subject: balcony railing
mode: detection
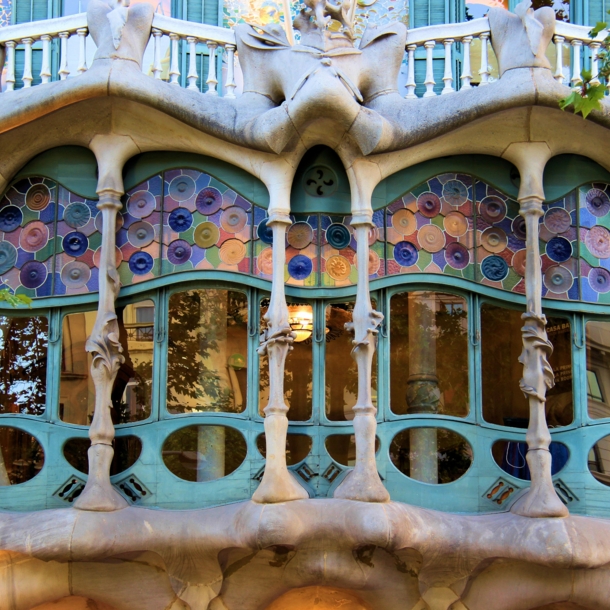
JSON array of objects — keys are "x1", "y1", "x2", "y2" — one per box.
[{"x1": 0, "y1": 13, "x2": 607, "y2": 97}]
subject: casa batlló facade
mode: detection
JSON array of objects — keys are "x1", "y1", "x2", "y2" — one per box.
[{"x1": 0, "y1": 0, "x2": 610, "y2": 608}]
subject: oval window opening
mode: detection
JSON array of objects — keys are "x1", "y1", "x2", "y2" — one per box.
[
  {"x1": 492, "y1": 439, "x2": 569, "y2": 480},
  {"x1": 162, "y1": 425, "x2": 247, "y2": 482},
  {"x1": 257, "y1": 434, "x2": 312, "y2": 465},
  {"x1": 589, "y1": 436, "x2": 610, "y2": 486},
  {"x1": 389, "y1": 428, "x2": 472, "y2": 484},
  {"x1": 325, "y1": 434, "x2": 380, "y2": 467},
  {"x1": 0, "y1": 427, "x2": 44, "y2": 485},
  {"x1": 63, "y1": 436, "x2": 142, "y2": 475}
]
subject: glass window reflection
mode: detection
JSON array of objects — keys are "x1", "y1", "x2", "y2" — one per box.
[
  {"x1": 586, "y1": 321, "x2": 610, "y2": 419},
  {"x1": 390, "y1": 292, "x2": 468, "y2": 417},
  {"x1": 0, "y1": 315, "x2": 48, "y2": 416},
  {"x1": 167, "y1": 290, "x2": 247, "y2": 415},
  {"x1": 61, "y1": 300, "x2": 154, "y2": 424}
]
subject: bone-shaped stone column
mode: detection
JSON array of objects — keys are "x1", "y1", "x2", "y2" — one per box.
[
  {"x1": 74, "y1": 135, "x2": 139, "y2": 512},
  {"x1": 504, "y1": 143, "x2": 568, "y2": 518},
  {"x1": 253, "y1": 166, "x2": 308, "y2": 503},
  {"x1": 334, "y1": 162, "x2": 389, "y2": 502}
]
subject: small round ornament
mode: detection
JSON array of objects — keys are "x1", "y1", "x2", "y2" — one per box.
[
  {"x1": 257, "y1": 247, "x2": 273, "y2": 275},
  {"x1": 127, "y1": 221, "x2": 155, "y2": 248},
  {"x1": 418, "y1": 224, "x2": 445, "y2": 253},
  {"x1": 20, "y1": 221, "x2": 49, "y2": 253},
  {"x1": 20, "y1": 260, "x2": 47, "y2": 289},
  {"x1": 391, "y1": 209, "x2": 417, "y2": 235},
  {"x1": 220, "y1": 206, "x2": 248, "y2": 234},
  {"x1": 129, "y1": 251, "x2": 154, "y2": 275},
  {"x1": 196, "y1": 187, "x2": 223, "y2": 216},
  {"x1": 257, "y1": 219, "x2": 274, "y2": 244},
  {"x1": 590, "y1": 267, "x2": 610, "y2": 293},
  {"x1": 585, "y1": 226, "x2": 610, "y2": 259},
  {"x1": 393, "y1": 241, "x2": 419, "y2": 267},
  {"x1": 444, "y1": 211, "x2": 468, "y2": 237},
  {"x1": 417, "y1": 192, "x2": 441, "y2": 218},
  {"x1": 25, "y1": 184, "x2": 51, "y2": 211},
  {"x1": 546, "y1": 236, "x2": 573, "y2": 263},
  {"x1": 326, "y1": 223, "x2": 351, "y2": 249},
  {"x1": 586, "y1": 188, "x2": 610, "y2": 218},
  {"x1": 194, "y1": 222, "x2": 220, "y2": 248},
  {"x1": 0, "y1": 205, "x2": 23, "y2": 232},
  {"x1": 481, "y1": 255, "x2": 509, "y2": 281},
  {"x1": 168, "y1": 207, "x2": 193, "y2": 233},
  {"x1": 544, "y1": 265, "x2": 573, "y2": 294},
  {"x1": 63, "y1": 232, "x2": 88, "y2": 257},
  {"x1": 445, "y1": 242, "x2": 469, "y2": 270},
  {"x1": 219, "y1": 239, "x2": 246, "y2": 265},
  {"x1": 61, "y1": 261, "x2": 91, "y2": 289},
  {"x1": 127, "y1": 190, "x2": 156, "y2": 219},
  {"x1": 64, "y1": 202, "x2": 91, "y2": 228},
  {"x1": 288, "y1": 254, "x2": 313, "y2": 280},
  {"x1": 167, "y1": 240, "x2": 192, "y2": 265},
  {"x1": 0, "y1": 242, "x2": 17, "y2": 275},
  {"x1": 326, "y1": 255, "x2": 351, "y2": 281},
  {"x1": 512, "y1": 215, "x2": 527, "y2": 240},
  {"x1": 287, "y1": 222, "x2": 314, "y2": 249},
  {"x1": 512, "y1": 249, "x2": 527, "y2": 276},
  {"x1": 442, "y1": 179, "x2": 469, "y2": 206},
  {"x1": 169, "y1": 175, "x2": 196, "y2": 202},
  {"x1": 479, "y1": 196, "x2": 507, "y2": 225},
  {"x1": 481, "y1": 226, "x2": 508, "y2": 253},
  {"x1": 544, "y1": 207, "x2": 571, "y2": 234}
]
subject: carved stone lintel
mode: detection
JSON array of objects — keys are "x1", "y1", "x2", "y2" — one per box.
[
  {"x1": 252, "y1": 216, "x2": 308, "y2": 503},
  {"x1": 74, "y1": 189, "x2": 128, "y2": 512},
  {"x1": 510, "y1": 196, "x2": 568, "y2": 518},
  {"x1": 334, "y1": 223, "x2": 389, "y2": 502}
]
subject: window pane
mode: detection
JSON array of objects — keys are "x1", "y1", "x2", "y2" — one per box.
[
  {"x1": 325, "y1": 302, "x2": 377, "y2": 421},
  {"x1": 0, "y1": 427, "x2": 44, "y2": 485},
  {"x1": 390, "y1": 292, "x2": 468, "y2": 417},
  {"x1": 259, "y1": 301, "x2": 312, "y2": 421},
  {"x1": 63, "y1": 435, "x2": 142, "y2": 476},
  {"x1": 481, "y1": 304, "x2": 573, "y2": 427},
  {"x1": 61, "y1": 300, "x2": 154, "y2": 424},
  {"x1": 257, "y1": 433, "x2": 312, "y2": 465},
  {"x1": 587, "y1": 321, "x2": 610, "y2": 419},
  {"x1": 492, "y1": 439, "x2": 569, "y2": 480},
  {"x1": 167, "y1": 290, "x2": 247, "y2": 414},
  {"x1": 0, "y1": 315, "x2": 48, "y2": 415}
]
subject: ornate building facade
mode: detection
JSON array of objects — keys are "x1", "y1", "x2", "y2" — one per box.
[{"x1": 0, "y1": 0, "x2": 610, "y2": 608}]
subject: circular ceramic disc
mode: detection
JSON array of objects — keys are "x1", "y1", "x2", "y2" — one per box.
[
  {"x1": 129, "y1": 251, "x2": 154, "y2": 275},
  {"x1": 586, "y1": 188, "x2": 610, "y2": 218},
  {"x1": 26, "y1": 184, "x2": 51, "y2": 211},
  {"x1": 512, "y1": 249, "x2": 527, "y2": 276},
  {"x1": 93, "y1": 246, "x2": 123, "y2": 269},
  {"x1": 168, "y1": 207, "x2": 193, "y2": 233},
  {"x1": 444, "y1": 211, "x2": 468, "y2": 237},
  {"x1": 167, "y1": 240, "x2": 192, "y2": 265},
  {"x1": 127, "y1": 221, "x2": 155, "y2": 248},
  {"x1": 481, "y1": 255, "x2": 509, "y2": 281},
  {"x1": 0, "y1": 205, "x2": 23, "y2": 232},
  {"x1": 20, "y1": 221, "x2": 49, "y2": 253},
  {"x1": 0, "y1": 241, "x2": 17, "y2": 275},
  {"x1": 392, "y1": 209, "x2": 416, "y2": 235},
  {"x1": 20, "y1": 260, "x2": 47, "y2": 289},
  {"x1": 287, "y1": 222, "x2": 314, "y2": 249},
  {"x1": 61, "y1": 261, "x2": 91, "y2": 289},
  {"x1": 417, "y1": 192, "x2": 441, "y2": 218},
  {"x1": 512, "y1": 215, "x2": 527, "y2": 240},
  {"x1": 368, "y1": 227, "x2": 378, "y2": 246},
  {"x1": 589, "y1": 267, "x2": 610, "y2": 293},
  {"x1": 393, "y1": 241, "x2": 419, "y2": 267},
  {"x1": 445, "y1": 242, "x2": 469, "y2": 270},
  {"x1": 442, "y1": 179, "x2": 469, "y2": 206},
  {"x1": 194, "y1": 222, "x2": 220, "y2": 248},
  {"x1": 544, "y1": 265, "x2": 573, "y2": 294},
  {"x1": 544, "y1": 207, "x2": 572, "y2": 234},
  {"x1": 169, "y1": 175, "x2": 196, "y2": 202},
  {"x1": 585, "y1": 226, "x2": 610, "y2": 259},
  {"x1": 128, "y1": 190, "x2": 156, "y2": 219},
  {"x1": 220, "y1": 206, "x2": 248, "y2": 234},
  {"x1": 481, "y1": 226, "x2": 508, "y2": 253},
  {"x1": 288, "y1": 254, "x2": 313, "y2": 280},
  {"x1": 546, "y1": 236, "x2": 573, "y2": 262},
  {"x1": 326, "y1": 255, "x2": 351, "y2": 281},
  {"x1": 219, "y1": 239, "x2": 246, "y2": 265},
  {"x1": 367, "y1": 250, "x2": 380, "y2": 275},
  {"x1": 64, "y1": 202, "x2": 91, "y2": 228},
  {"x1": 196, "y1": 187, "x2": 223, "y2": 216},
  {"x1": 418, "y1": 224, "x2": 445, "y2": 253},
  {"x1": 479, "y1": 196, "x2": 507, "y2": 225},
  {"x1": 257, "y1": 247, "x2": 273, "y2": 275},
  {"x1": 326, "y1": 223, "x2": 351, "y2": 249},
  {"x1": 257, "y1": 219, "x2": 274, "y2": 244},
  {"x1": 63, "y1": 231, "x2": 88, "y2": 257}
]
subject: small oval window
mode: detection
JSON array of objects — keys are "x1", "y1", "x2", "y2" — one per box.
[
  {"x1": 0, "y1": 427, "x2": 44, "y2": 485},
  {"x1": 589, "y1": 435, "x2": 610, "y2": 486},
  {"x1": 63, "y1": 436, "x2": 142, "y2": 475},
  {"x1": 162, "y1": 425, "x2": 247, "y2": 482},
  {"x1": 257, "y1": 433, "x2": 312, "y2": 465},
  {"x1": 325, "y1": 434, "x2": 380, "y2": 467},
  {"x1": 492, "y1": 439, "x2": 569, "y2": 480},
  {"x1": 389, "y1": 428, "x2": 472, "y2": 484}
]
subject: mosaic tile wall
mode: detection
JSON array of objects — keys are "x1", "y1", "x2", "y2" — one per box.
[
  {"x1": 1, "y1": 174, "x2": 610, "y2": 304},
  {"x1": 0, "y1": 0, "x2": 11, "y2": 28}
]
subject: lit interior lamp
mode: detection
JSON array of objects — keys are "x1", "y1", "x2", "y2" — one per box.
[{"x1": 288, "y1": 305, "x2": 314, "y2": 343}]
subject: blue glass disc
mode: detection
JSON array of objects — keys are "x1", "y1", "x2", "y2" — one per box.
[
  {"x1": 63, "y1": 232, "x2": 89, "y2": 257},
  {"x1": 546, "y1": 236, "x2": 572, "y2": 263},
  {"x1": 257, "y1": 219, "x2": 274, "y2": 244},
  {"x1": 326, "y1": 223, "x2": 351, "y2": 249},
  {"x1": 288, "y1": 254, "x2": 313, "y2": 280},
  {"x1": 393, "y1": 241, "x2": 418, "y2": 267},
  {"x1": 481, "y1": 255, "x2": 509, "y2": 281},
  {"x1": 0, "y1": 205, "x2": 23, "y2": 232},
  {"x1": 0, "y1": 242, "x2": 17, "y2": 275},
  {"x1": 64, "y1": 202, "x2": 91, "y2": 228},
  {"x1": 129, "y1": 252, "x2": 154, "y2": 275},
  {"x1": 168, "y1": 208, "x2": 193, "y2": 233}
]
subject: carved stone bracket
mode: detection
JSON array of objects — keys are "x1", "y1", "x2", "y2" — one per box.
[
  {"x1": 252, "y1": 214, "x2": 308, "y2": 503},
  {"x1": 74, "y1": 189, "x2": 128, "y2": 512},
  {"x1": 510, "y1": 196, "x2": 568, "y2": 518},
  {"x1": 334, "y1": 222, "x2": 389, "y2": 502}
]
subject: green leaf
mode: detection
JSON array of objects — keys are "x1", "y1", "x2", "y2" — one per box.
[
  {"x1": 0, "y1": 290, "x2": 32, "y2": 307},
  {"x1": 589, "y1": 21, "x2": 607, "y2": 38},
  {"x1": 559, "y1": 83, "x2": 606, "y2": 119}
]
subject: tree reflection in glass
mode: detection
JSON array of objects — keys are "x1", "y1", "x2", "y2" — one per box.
[
  {"x1": 0, "y1": 316, "x2": 48, "y2": 415},
  {"x1": 586, "y1": 321, "x2": 610, "y2": 420},
  {"x1": 167, "y1": 290, "x2": 248, "y2": 414}
]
